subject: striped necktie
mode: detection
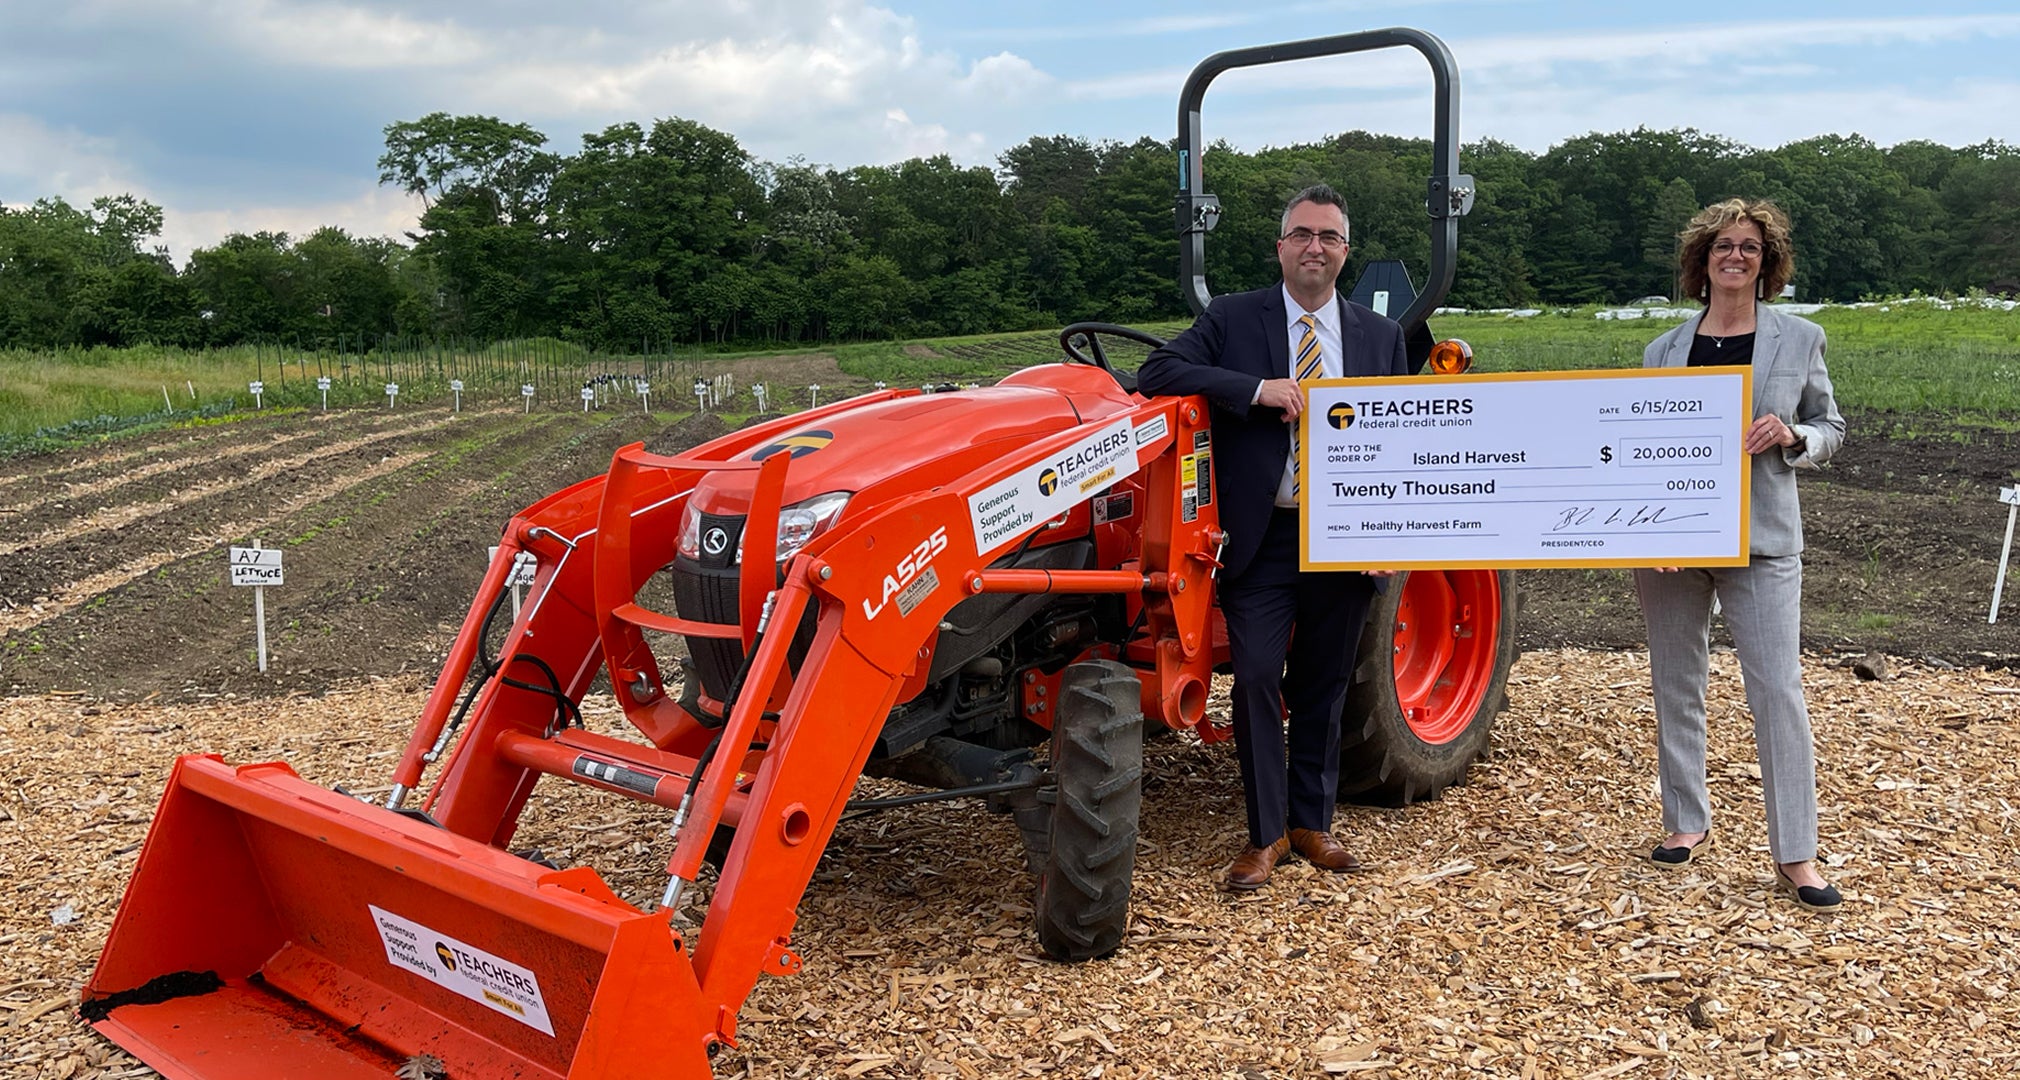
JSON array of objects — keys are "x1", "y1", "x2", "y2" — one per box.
[{"x1": 1291, "y1": 313, "x2": 1321, "y2": 500}]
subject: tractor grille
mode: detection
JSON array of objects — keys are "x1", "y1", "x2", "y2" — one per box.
[{"x1": 670, "y1": 513, "x2": 817, "y2": 709}]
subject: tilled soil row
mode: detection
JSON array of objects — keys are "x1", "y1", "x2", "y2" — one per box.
[
  {"x1": 2, "y1": 409, "x2": 674, "y2": 696},
  {"x1": 0, "y1": 411, "x2": 522, "y2": 607},
  {"x1": 0, "y1": 411, "x2": 477, "y2": 556},
  {"x1": 1514, "y1": 409, "x2": 2020, "y2": 666},
  {"x1": 0, "y1": 406, "x2": 357, "y2": 493},
  {"x1": 0, "y1": 407, "x2": 507, "y2": 522}
]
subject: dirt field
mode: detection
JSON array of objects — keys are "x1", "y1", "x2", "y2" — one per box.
[{"x1": 1, "y1": 393, "x2": 2017, "y2": 1078}]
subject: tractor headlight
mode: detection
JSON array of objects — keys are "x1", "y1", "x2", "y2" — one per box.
[
  {"x1": 678, "y1": 492, "x2": 852, "y2": 564},
  {"x1": 677, "y1": 500, "x2": 704, "y2": 560},
  {"x1": 767, "y1": 491, "x2": 852, "y2": 562},
  {"x1": 732, "y1": 490, "x2": 852, "y2": 564}
]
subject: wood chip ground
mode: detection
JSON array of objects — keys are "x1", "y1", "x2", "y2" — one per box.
[{"x1": 3, "y1": 649, "x2": 2016, "y2": 1078}]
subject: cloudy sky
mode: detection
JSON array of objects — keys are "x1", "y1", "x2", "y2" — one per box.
[{"x1": 5, "y1": 0, "x2": 2018, "y2": 263}]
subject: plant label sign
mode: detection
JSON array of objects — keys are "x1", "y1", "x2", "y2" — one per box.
[
  {"x1": 450, "y1": 379, "x2": 465, "y2": 393},
  {"x1": 230, "y1": 546, "x2": 284, "y2": 586},
  {"x1": 317, "y1": 377, "x2": 332, "y2": 391},
  {"x1": 1994, "y1": 485, "x2": 2020, "y2": 624},
  {"x1": 249, "y1": 380, "x2": 264, "y2": 395},
  {"x1": 521, "y1": 383, "x2": 535, "y2": 398}
]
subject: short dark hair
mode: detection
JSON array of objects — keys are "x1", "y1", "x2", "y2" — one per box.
[
  {"x1": 1677, "y1": 198, "x2": 1795, "y2": 304},
  {"x1": 1281, "y1": 184, "x2": 1350, "y2": 240}
]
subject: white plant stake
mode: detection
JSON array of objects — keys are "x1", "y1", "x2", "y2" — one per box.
[
  {"x1": 1992, "y1": 484, "x2": 2019, "y2": 624},
  {"x1": 163, "y1": 385, "x2": 173, "y2": 411},
  {"x1": 874, "y1": 380, "x2": 887, "y2": 392},
  {"x1": 580, "y1": 385, "x2": 595, "y2": 413},
  {"x1": 249, "y1": 380, "x2": 265, "y2": 409},
  {"x1": 385, "y1": 382, "x2": 399, "y2": 409},
  {"x1": 522, "y1": 383, "x2": 535, "y2": 413},
  {"x1": 317, "y1": 376, "x2": 331, "y2": 411},
  {"x1": 753, "y1": 383, "x2": 768, "y2": 413},
  {"x1": 230, "y1": 542, "x2": 285, "y2": 673},
  {"x1": 808, "y1": 383, "x2": 821, "y2": 409},
  {"x1": 694, "y1": 379, "x2": 709, "y2": 413},
  {"x1": 636, "y1": 379, "x2": 651, "y2": 414},
  {"x1": 451, "y1": 379, "x2": 465, "y2": 413}
]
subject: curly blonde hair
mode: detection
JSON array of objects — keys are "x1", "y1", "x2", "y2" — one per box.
[{"x1": 1677, "y1": 198, "x2": 1795, "y2": 304}]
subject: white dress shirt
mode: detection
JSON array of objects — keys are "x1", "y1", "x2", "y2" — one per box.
[{"x1": 1274, "y1": 286, "x2": 1340, "y2": 507}]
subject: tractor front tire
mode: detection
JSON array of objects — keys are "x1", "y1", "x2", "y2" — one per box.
[
  {"x1": 1034, "y1": 660, "x2": 1143, "y2": 962},
  {"x1": 1338, "y1": 569, "x2": 1521, "y2": 806}
]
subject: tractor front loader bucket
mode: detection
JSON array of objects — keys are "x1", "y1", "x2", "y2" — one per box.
[{"x1": 83, "y1": 754, "x2": 717, "y2": 1079}]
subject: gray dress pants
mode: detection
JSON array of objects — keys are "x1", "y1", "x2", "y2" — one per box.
[{"x1": 1632, "y1": 556, "x2": 1819, "y2": 863}]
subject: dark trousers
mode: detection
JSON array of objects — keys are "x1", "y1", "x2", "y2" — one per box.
[{"x1": 1217, "y1": 508, "x2": 1376, "y2": 847}]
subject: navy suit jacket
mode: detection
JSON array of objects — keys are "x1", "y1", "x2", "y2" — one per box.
[{"x1": 1138, "y1": 285, "x2": 1409, "y2": 579}]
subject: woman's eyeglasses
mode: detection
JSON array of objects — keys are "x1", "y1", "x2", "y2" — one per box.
[{"x1": 1712, "y1": 239, "x2": 1764, "y2": 258}]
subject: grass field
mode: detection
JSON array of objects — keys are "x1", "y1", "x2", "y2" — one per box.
[{"x1": 4, "y1": 298, "x2": 2016, "y2": 453}]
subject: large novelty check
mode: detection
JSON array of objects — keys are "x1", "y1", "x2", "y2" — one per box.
[{"x1": 1299, "y1": 368, "x2": 1754, "y2": 570}]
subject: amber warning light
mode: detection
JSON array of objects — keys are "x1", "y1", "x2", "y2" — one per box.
[{"x1": 1427, "y1": 339, "x2": 1474, "y2": 375}]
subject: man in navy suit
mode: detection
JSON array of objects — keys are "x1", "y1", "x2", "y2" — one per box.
[{"x1": 1138, "y1": 184, "x2": 1408, "y2": 890}]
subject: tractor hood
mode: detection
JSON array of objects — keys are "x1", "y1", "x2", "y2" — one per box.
[{"x1": 690, "y1": 365, "x2": 1140, "y2": 521}]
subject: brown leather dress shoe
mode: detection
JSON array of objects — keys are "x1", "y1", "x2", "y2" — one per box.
[
  {"x1": 1222, "y1": 837, "x2": 1291, "y2": 891},
  {"x1": 1289, "y1": 828, "x2": 1363, "y2": 872}
]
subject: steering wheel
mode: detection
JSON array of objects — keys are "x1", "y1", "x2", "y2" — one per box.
[{"x1": 1058, "y1": 322, "x2": 1168, "y2": 373}]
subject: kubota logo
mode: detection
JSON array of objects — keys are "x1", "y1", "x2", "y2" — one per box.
[
  {"x1": 862, "y1": 526, "x2": 949, "y2": 620},
  {"x1": 752, "y1": 430, "x2": 834, "y2": 460},
  {"x1": 702, "y1": 527, "x2": 729, "y2": 556},
  {"x1": 435, "y1": 942, "x2": 456, "y2": 971},
  {"x1": 1037, "y1": 468, "x2": 1061, "y2": 496},
  {"x1": 1327, "y1": 402, "x2": 1356, "y2": 429}
]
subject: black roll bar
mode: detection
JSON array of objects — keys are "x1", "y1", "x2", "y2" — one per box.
[{"x1": 1174, "y1": 27, "x2": 1474, "y2": 333}]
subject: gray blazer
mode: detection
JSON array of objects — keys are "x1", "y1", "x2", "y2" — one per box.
[{"x1": 1644, "y1": 303, "x2": 1845, "y2": 556}]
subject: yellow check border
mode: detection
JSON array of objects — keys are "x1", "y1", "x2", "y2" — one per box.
[{"x1": 1297, "y1": 367, "x2": 1754, "y2": 571}]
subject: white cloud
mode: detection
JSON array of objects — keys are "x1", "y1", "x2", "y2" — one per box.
[
  {"x1": 0, "y1": 111, "x2": 422, "y2": 263},
  {"x1": 0, "y1": 114, "x2": 147, "y2": 208},
  {"x1": 71, "y1": 0, "x2": 489, "y2": 69},
  {"x1": 458, "y1": 3, "x2": 1051, "y2": 166},
  {"x1": 158, "y1": 186, "x2": 425, "y2": 265},
  {"x1": 1467, "y1": 78, "x2": 2020, "y2": 155},
  {"x1": 1068, "y1": 13, "x2": 2020, "y2": 104}
]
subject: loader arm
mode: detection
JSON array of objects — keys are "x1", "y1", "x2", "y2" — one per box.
[{"x1": 85, "y1": 390, "x2": 1221, "y2": 1079}]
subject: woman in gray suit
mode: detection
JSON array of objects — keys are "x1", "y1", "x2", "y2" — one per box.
[{"x1": 1634, "y1": 198, "x2": 1846, "y2": 911}]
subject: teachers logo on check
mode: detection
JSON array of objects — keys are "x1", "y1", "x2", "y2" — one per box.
[
  {"x1": 1327, "y1": 402, "x2": 1356, "y2": 429},
  {"x1": 1350, "y1": 396, "x2": 1474, "y2": 430}
]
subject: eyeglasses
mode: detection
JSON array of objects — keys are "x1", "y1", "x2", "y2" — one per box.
[
  {"x1": 1711, "y1": 239, "x2": 1764, "y2": 258},
  {"x1": 1281, "y1": 228, "x2": 1348, "y2": 250}
]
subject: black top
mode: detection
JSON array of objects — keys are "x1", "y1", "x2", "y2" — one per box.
[{"x1": 1688, "y1": 331, "x2": 1755, "y2": 367}]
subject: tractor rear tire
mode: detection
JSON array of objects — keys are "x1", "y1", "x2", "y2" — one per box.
[
  {"x1": 1337, "y1": 570, "x2": 1521, "y2": 806},
  {"x1": 1034, "y1": 660, "x2": 1143, "y2": 962}
]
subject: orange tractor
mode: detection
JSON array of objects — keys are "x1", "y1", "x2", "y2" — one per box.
[{"x1": 83, "y1": 28, "x2": 1516, "y2": 1079}]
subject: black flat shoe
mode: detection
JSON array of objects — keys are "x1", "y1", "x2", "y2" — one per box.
[
  {"x1": 1774, "y1": 865, "x2": 1842, "y2": 912},
  {"x1": 1649, "y1": 830, "x2": 1710, "y2": 867}
]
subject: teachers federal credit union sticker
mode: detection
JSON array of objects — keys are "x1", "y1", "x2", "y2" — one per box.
[
  {"x1": 967, "y1": 417, "x2": 1139, "y2": 555},
  {"x1": 370, "y1": 904, "x2": 556, "y2": 1035}
]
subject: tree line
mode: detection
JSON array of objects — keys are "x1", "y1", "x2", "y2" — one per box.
[{"x1": 3, "y1": 114, "x2": 2015, "y2": 351}]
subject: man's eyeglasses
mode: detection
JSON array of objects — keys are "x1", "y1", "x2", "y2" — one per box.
[
  {"x1": 1711, "y1": 239, "x2": 1764, "y2": 258},
  {"x1": 1282, "y1": 228, "x2": 1348, "y2": 250}
]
